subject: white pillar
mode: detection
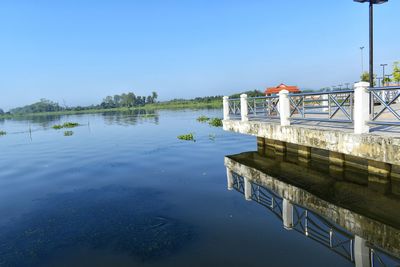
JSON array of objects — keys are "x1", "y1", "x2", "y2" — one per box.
[
  {"x1": 240, "y1": 94, "x2": 248, "y2": 122},
  {"x1": 226, "y1": 168, "x2": 233, "y2": 190},
  {"x1": 223, "y1": 96, "x2": 230, "y2": 120},
  {"x1": 282, "y1": 199, "x2": 294, "y2": 230},
  {"x1": 244, "y1": 177, "x2": 252, "y2": 201},
  {"x1": 354, "y1": 236, "x2": 371, "y2": 267},
  {"x1": 279, "y1": 90, "x2": 291, "y2": 126},
  {"x1": 354, "y1": 82, "x2": 370, "y2": 134}
]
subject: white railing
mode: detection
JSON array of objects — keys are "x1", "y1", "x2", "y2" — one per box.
[
  {"x1": 223, "y1": 82, "x2": 400, "y2": 134},
  {"x1": 247, "y1": 96, "x2": 280, "y2": 120},
  {"x1": 369, "y1": 86, "x2": 400, "y2": 126}
]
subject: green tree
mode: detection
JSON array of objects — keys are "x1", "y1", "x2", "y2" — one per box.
[
  {"x1": 126, "y1": 92, "x2": 136, "y2": 107},
  {"x1": 0, "y1": 108, "x2": 4, "y2": 115},
  {"x1": 393, "y1": 61, "x2": 400, "y2": 85},
  {"x1": 151, "y1": 91, "x2": 158, "y2": 103},
  {"x1": 101, "y1": 96, "x2": 115, "y2": 109},
  {"x1": 113, "y1": 95, "x2": 121, "y2": 107},
  {"x1": 360, "y1": 72, "x2": 376, "y2": 86},
  {"x1": 120, "y1": 93, "x2": 128, "y2": 107},
  {"x1": 383, "y1": 76, "x2": 392, "y2": 86}
]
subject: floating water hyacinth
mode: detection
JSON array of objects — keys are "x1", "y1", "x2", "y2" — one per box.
[
  {"x1": 208, "y1": 118, "x2": 223, "y2": 127},
  {"x1": 177, "y1": 133, "x2": 195, "y2": 141},
  {"x1": 53, "y1": 122, "x2": 80, "y2": 130}
]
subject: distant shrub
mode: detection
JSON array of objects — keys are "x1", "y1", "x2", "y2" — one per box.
[
  {"x1": 0, "y1": 131, "x2": 6, "y2": 136},
  {"x1": 208, "y1": 118, "x2": 223, "y2": 127},
  {"x1": 177, "y1": 133, "x2": 195, "y2": 141}
]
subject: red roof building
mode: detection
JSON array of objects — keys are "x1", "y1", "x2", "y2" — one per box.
[{"x1": 265, "y1": 83, "x2": 300, "y2": 95}]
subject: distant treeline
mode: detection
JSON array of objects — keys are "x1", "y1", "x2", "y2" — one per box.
[
  {"x1": 1, "y1": 92, "x2": 224, "y2": 115},
  {"x1": 100, "y1": 92, "x2": 158, "y2": 109}
]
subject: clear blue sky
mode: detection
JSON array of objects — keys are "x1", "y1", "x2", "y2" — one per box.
[{"x1": 0, "y1": 0, "x2": 399, "y2": 110}]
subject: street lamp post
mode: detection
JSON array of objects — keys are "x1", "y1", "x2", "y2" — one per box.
[
  {"x1": 381, "y1": 63, "x2": 388, "y2": 86},
  {"x1": 354, "y1": 0, "x2": 388, "y2": 88},
  {"x1": 360, "y1": 46, "x2": 365, "y2": 73}
]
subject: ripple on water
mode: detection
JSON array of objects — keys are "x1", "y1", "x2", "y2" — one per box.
[{"x1": 0, "y1": 185, "x2": 194, "y2": 267}]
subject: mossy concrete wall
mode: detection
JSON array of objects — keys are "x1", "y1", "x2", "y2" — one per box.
[{"x1": 223, "y1": 120, "x2": 400, "y2": 165}]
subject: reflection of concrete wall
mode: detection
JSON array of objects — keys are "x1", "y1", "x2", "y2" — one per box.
[
  {"x1": 225, "y1": 155, "x2": 400, "y2": 259},
  {"x1": 257, "y1": 138, "x2": 399, "y2": 195}
]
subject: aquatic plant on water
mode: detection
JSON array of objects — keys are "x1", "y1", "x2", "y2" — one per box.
[
  {"x1": 53, "y1": 122, "x2": 80, "y2": 129},
  {"x1": 64, "y1": 131, "x2": 74, "y2": 136},
  {"x1": 196, "y1": 115, "x2": 210, "y2": 122},
  {"x1": 177, "y1": 133, "x2": 195, "y2": 141},
  {"x1": 208, "y1": 118, "x2": 223, "y2": 127},
  {"x1": 0, "y1": 131, "x2": 6, "y2": 136}
]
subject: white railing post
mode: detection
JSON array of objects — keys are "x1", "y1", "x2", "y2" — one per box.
[
  {"x1": 279, "y1": 90, "x2": 291, "y2": 126},
  {"x1": 223, "y1": 96, "x2": 230, "y2": 120},
  {"x1": 322, "y1": 94, "x2": 329, "y2": 112},
  {"x1": 240, "y1": 94, "x2": 248, "y2": 122},
  {"x1": 282, "y1": 199, "x2": 294, "y2": 230},
  {"x1": 354, "y1": 236, "x2": 371, "y2": 267},
  {"x1": 354, "y1": 82, "x2": 370, "y2": 134},
  {"x1": 226, "y1": 168, "x2": 233, "y2": 190}
]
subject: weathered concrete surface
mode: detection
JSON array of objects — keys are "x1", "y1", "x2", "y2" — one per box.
[
  {"x1": 223, "y1": 120, "x2": 400, "y2": 165},
  {"x1": 225, "y1": 154, "x2": 400, "y2": 258}
]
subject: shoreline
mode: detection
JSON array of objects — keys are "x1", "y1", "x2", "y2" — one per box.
[{"x1": 0, "y1": 100, "x2": 222, "y2": 119}]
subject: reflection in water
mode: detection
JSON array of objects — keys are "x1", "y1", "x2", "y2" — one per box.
[
  {"x1": 225, "y1": 151, "x2": 400, "y2": 267},
  {"x1": 1, "y1": 114, "x2": 63, "y2": 128},
  {"x1": 0, "y1": 186, "x2": 193, "y2": 267},
  {"x1": 102, "y1": 110, "x2": 159, "y2": 126}
]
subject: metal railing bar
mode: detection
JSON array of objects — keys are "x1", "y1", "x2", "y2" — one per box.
[
  {"x1": 368, "y1": 121, "x2": 400, "y2": 126},
  {"x1": 330, "y1": 94, "x2": 352, "y2": 120},
  {"x1": 289, "y1": 90, "x2": 354, "y2": 97},
  {"x1": 290, "y1": 118, "x2": 353, "y2": 123},
  {"x1": 368, "y1": 86, "x2": 400, "y2": 91},
  {"x1": 370, "y1": 91, "x2": 400, "y2": 121}
]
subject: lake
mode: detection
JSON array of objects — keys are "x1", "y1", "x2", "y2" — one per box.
[{"x1": 0, "y1": 109, "x2": 397, "y2": 267}]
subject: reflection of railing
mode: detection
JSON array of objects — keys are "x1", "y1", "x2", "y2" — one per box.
[
  {"x1": 291, "y1": 206, "x2": 354, "y2": 262},
  {"x1": 369, "y1": 86, "x2": 400, "y2": 126},
  {"x1": 370, "y1": 245, "x2": 400, "y2": 267},
  {"x1": 229, "y1": 170, "x2": 400, "y2": 267},
  {"x1": 289, "y1": 90, "x2": 354, "y2": 123},
  {"x1": 231, "y1": 172, "x2": 244, "y2": 194},
  {"x1": 250, "y1": 183, "x2": 282, "y2": 220},
  {"x1": 247, "y1": 96, "x2": 280, "y2": 120}
]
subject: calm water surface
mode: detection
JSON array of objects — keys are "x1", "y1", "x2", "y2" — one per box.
[{"x1": 0, "y1": 109, "x2": 355, "y2": 266}]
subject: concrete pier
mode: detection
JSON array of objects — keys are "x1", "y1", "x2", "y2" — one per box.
[{"x1": 223, "y1": 119, "x2": 400, "y2": 166}]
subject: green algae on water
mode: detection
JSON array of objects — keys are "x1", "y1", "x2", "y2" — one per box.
[
  {"x1": 177, "y1": 133, "x2": 195, "y2": 141},
  {"x1": 53, "y1": 122, "x2": 80, "y2": 130},
  {"x1": 208, "y1": 118, "x2": 223, "y2": 127}
]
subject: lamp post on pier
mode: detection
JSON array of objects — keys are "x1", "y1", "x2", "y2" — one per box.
[{"x1": 354, "y1": 0, "x2": 388, "y2": 88}]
